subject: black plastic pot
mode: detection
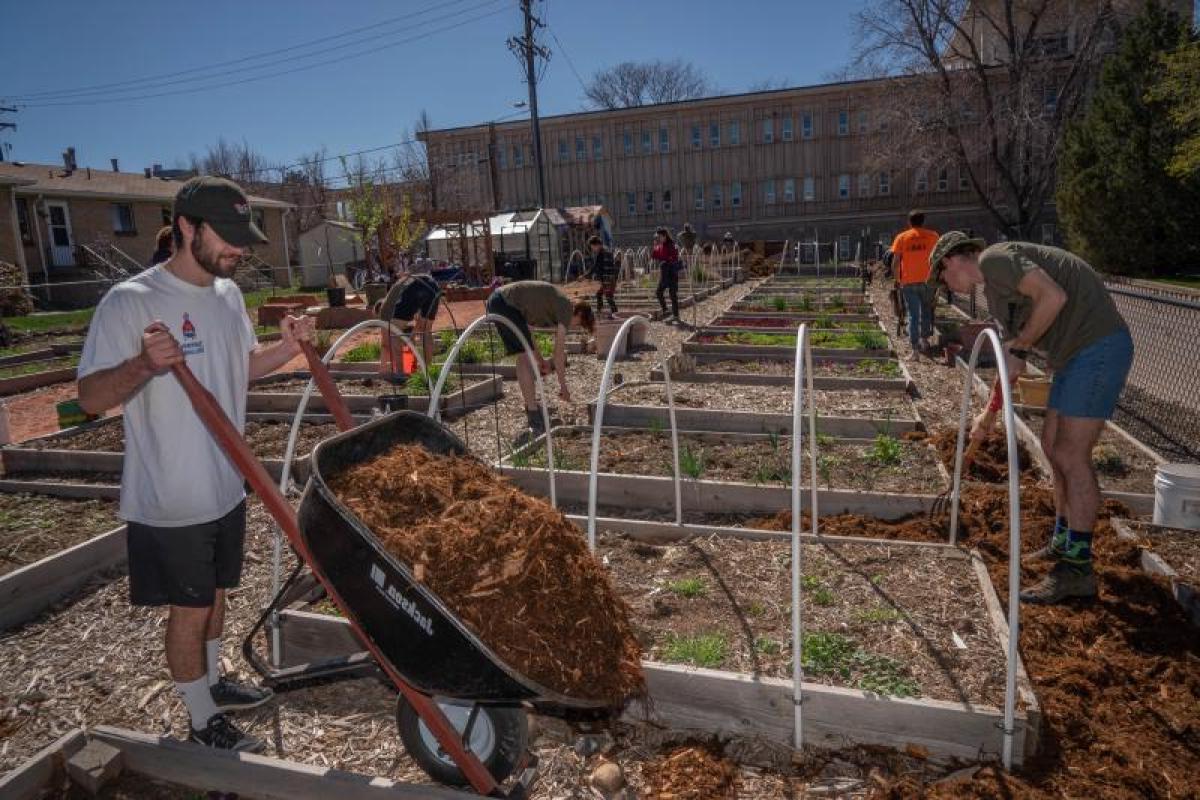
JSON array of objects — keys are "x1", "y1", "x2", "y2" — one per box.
[{"x1": 326, "y1": 287, "x2": 347, "y2": 308}]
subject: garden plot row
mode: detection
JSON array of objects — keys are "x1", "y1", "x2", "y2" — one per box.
[
  {"x1": 248, "y1": 370, "x2": 504, "y2": 415},
  {"x1": 1113, "y1": 518, "x2": 1199, "y2": 626},
  {"x1": 731, "y1": 296, "x2": 874, "y2": 315},
  {"x1": 759, "y1": 275, "x2": 863, "y2": 288},
  {"x1": 656, "y1": 352, "x2": 912, "y2": 392},
  {"x1": 683, "y1": 327, "x2": 892, "y2": 360},
  {"x1": 277, "y1": 518, "x2": 1038, "y2": 764},
  {"x1": 504, "y1": 426, "x2": 949, "y2": 494},
  {"x1": 0, "y1": 354, "x2": 80, "y2": 396}
]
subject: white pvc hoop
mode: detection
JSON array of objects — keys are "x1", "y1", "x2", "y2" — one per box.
[
  {"x1": 586, "y1": 315, "x2": 682, "y2": 551},
  {"x1": 948, "y1": 327, "x2": 1021, "y2": 770},
  {"x1": 429, "y1": 313, "x2": 558, "y2": 508},
  {"x1": 789, "y1": 322, "x2": 819, "y2": 750},
  {"x1": 565, "y1": 249, "x2": 586, "y2": 282}
]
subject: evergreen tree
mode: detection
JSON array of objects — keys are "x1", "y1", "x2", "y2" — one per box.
[{"x1": 1057, "y1": 2, "x2": 1200, "y2": 277}]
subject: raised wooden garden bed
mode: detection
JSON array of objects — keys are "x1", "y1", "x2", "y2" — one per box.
[
  {"x1": 733, "y1": 300, "x2": 874, "y2": 315},
  {"x1": 0, "y1": 727, "x2": 472, "y2": 799},
  {"x1": 1112, "y1": 518, "x2": 1199, "y2": 626},
  {"x1": 0, "y1": 491, "x2": 124, "y2": 630},
  {"x1": 0, "y1": 358, "x2": 78, "y2": 396},
  {"x1": 505, "y1": 426, "x2": 948, "y2": 494},
  {"x1": 1022, "y1": 409, "x2": 1161, "y2": 496},
  {"x1": 248, "y1": 371, "x2": 503, "y2": 416},
  {"x1": 654, "y1": 353, "x2": 911, "y2": 392},
  {"x1": 277, "y1": 520, "x2": 1038, "y2": 765},
  {"x1": 683, "y1": 329, "x2": 892, "y2": 360},
  {"x1": 711, "y1": 311, "x2": 878, "y2": 326},
  {"x1": 591, "y1": 381, "x2": 920, "y2": 438}
]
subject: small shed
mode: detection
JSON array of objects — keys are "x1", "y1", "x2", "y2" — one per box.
[
  {"x1": 425, "y1": 209, "x2": 562, "y2": 283},
  {"x1": 297, "y1": 220, "x2": 363, "y2": 286}
]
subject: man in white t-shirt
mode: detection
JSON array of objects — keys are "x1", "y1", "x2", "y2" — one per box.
[{"x1": 78, "y1": 176, "x2": 313, "y2": 752}]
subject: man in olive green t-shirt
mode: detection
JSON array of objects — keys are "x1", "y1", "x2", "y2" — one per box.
[{"x1": 928, "y1": 233, "x2": 1133, "y2": 604}]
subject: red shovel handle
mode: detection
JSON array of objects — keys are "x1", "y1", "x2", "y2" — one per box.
[{"x1": 299, "y1": 340, "x2": 354, "y2": 432}]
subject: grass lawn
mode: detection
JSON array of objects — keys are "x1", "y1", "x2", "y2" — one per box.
[
  {"x1": 1150, "y1": 276, "x2": 1200, "y2": 290},
  {"x1": 2, "y1": 308, "x2": 94, "y2": 334}
]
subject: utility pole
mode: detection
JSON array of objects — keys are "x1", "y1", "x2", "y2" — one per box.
[
  {"x1": 507, "y1": 0, "x2": 549, "y2": 209},
  {"x1": 0, "y1": 106, "x2": 16, "y2": 162}
]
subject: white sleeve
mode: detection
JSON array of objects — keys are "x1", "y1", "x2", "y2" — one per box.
[
  {"x1": 77, "y1": 289, "x2": 139, "y2": 379},
  {"x1": 229, "y1": 286, "x2": 258, "y2": 352}
]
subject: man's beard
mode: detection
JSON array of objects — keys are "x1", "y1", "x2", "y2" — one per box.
[{"x1": 191, "y1": 234, "x2": 239, "y2": 279}]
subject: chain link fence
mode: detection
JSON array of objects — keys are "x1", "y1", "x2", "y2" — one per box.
[{"x1": 951, "y1": 279, "x2": 1200, "y2": 460}]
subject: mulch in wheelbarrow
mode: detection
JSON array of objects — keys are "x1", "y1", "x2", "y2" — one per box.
[{"x1": 329, "y1": 444, "x2": 645, "y2": 708}]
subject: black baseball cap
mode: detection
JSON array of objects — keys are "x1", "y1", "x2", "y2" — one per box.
[{"x1": 174, "y1": 176, "x2": 268, "y2": 247}]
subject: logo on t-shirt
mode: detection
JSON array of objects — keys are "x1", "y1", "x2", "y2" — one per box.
[{"x1": 180, "y1": 313, "x2": 205, "y2": 355}]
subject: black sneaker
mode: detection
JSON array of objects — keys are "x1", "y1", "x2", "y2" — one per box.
[
  {"x1": 190, "y1": 713, "x2": 265, "y2": 752},
  {"x1": 211, "y1": 677, "x2": 274, "y2": 712}
]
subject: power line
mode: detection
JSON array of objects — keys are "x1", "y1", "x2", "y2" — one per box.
[
  {"x1": 18, "y1": 4, "x2": 508, "y2": 108},
  {"x1": 546, "y1": 24, "x2": 589, "y2": 95},
  {"x1": 7, "y1": 0, "x2": 479, "y2": 101}
]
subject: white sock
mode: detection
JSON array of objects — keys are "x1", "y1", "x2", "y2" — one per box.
[
  {"x1": 176, "y1": 675, "x2": 220, "y2": 732},
  {"x1": 205, "y1": 639, "x2": 221, "y2": 687}
]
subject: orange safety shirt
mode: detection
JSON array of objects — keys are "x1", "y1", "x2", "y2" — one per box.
[{"x1": 890, "y1": 227, "x2": 940, "y2": 285}]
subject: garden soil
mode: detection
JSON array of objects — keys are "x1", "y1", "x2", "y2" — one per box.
[
  {"x1": 640, "y1": 745, "x2": 740, "y2": 800},
  {"x1": 924, "y1": 428, "x2": 1036, "y2": 483},
  {"x1": 328, "y1": 444, "x2": 644, "y2": 708},
  {"x1": 751, "y1": 484, "x2": 1200, "y2": 800}
]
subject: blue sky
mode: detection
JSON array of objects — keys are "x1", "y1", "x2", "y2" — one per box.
[{"x1": 0, "y1": 0, "x2": 864, "y2": 174}]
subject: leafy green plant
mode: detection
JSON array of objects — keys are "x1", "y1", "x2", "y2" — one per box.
[
  {"x1": 772, "y1": 295, "x2": 789, "y2": 312},
  {"x1": 404, "y1": 364, "x2": 457, "y2": 394},
  {"x1": 797, "y1": 294, "x2": 814, "y2": 312},
  {"x1": 754, "y1": 636, "x2": 782, "y2": 655},
  {"x1": 852, "y1": 330, "x2": 888, "y2": 351},
  {"x1": 855, "y1": 606, "x2": 901, "y2": 623},
  {"x1": 801, "y1": 631, "x2": 857, "y2": 676},
  {"x1": 801, "y1": 574, "x2": 824, "y2": 591},
  {"x1": 679, "y1": 445, "x2": 706, "y2": 479},
  {"x1": 667, "y1": 577, "x2": 708, "y2": 598},
  {"x1": 811, "y1": 586, "x2": 836, "y2": 606},
  {"x1": 853, "y1": 651, "x2": 919, "y2": 697},
  {"x1": 826, "y1": 296, "x2": 846, "y2": 312},
  {"x1": 751, "y1": 460, "x2": 790, "y2": 485},
  {"x1": 870, "y1": 433, "x2": 903, "y2": 466},
  {"x1": 662, "y1": 633, "x2": 728, "y2": 668},
  {"x1": 816, "y1": 453, "x2": 842, "y2": 487},
  {"x1": 341, "y1": 340, "x2": 382, "y2": 362},
  {"x1": 745, "y1": 600, "x2": 767, "y2": 617},
  {"x1": 509, "y1": 448, "x2": 532, "y2": 468}
]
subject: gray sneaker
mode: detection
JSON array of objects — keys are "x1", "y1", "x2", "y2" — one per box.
[
  {"x1": 211, "y1": 677, "x2": 274, "y2": 712},
  {"x1": 1020, "y1": 563, "x2": 1097, "y2": 604},
  {"x1": 190, "y1": 713, "x2": 265, "y2": 752},
  {"x1": 1022, "y1": 543, "x2": 1065, "y2": 564}
]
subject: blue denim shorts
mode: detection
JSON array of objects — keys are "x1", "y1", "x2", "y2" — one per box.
[{"x1": 1048, "y1": 329, "x2": 1133, "y2": 419}]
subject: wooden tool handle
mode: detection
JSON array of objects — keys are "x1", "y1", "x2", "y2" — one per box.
[{"x1": 299, "y1": 340, "x2": 354, "y2": 432}]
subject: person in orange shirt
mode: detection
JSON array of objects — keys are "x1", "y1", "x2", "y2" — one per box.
[{"x1": 890, "y1": 211, "x2": 940, "y2": 356}]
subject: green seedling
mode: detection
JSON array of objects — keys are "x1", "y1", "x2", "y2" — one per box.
[
  {"x1": 680, "y1": 445, "x2": 706, "y2": 479},
  {"x1": 816, "y1": 453, "x2": 842, "y2": 487},
  {"x1": 811, "y1": 586, "x2": 836, "y2": 606},
  {"x1": 662, "y1": 633, "x2": 728, "y2": 668},
  {"x1": 509, "y1": 448, "x2": 532, "y2": 468},
  {"x1": 745, "y1": 600, "x2": 767, "y2": 617},
  {"x1": 853, "y1": 330, "x2": 888, "y2": 350},
  {"x1": 801, "y1": 631, "x2": 857, "y2": 677},
  {"x1": 754, "y1": 636, "x2": 782, "y2": 655},
  {"x1": 853, "y1": 651, "x2": 920, "y2": 697},
  {"x1": 772, "y1": 295, "x2": 789, "y2": 312},
  {"x1": 870, "y1": 433, "x2": 903, "y2": 466},
  {"x1": 667, "y1": 577, "x2": 708, "y2": 598},
  {"x1": 827, "y1": 297, "x2": 846, "y2": 312},
  {"x1": 341, "y1": 340, "x2": 382, "y2": 363},
  {"x1": 801, "y1": 574, "x2": 824, "y2": 591},
  {"x1": 798, "y1": 295, "x2": 814, "y2": 312},
  {"x1": 816, "y1": 314, "x2": 834, "y2": 330},
  {"x1": 855, "y1": 606, "x2": 901, "y2": 623}
]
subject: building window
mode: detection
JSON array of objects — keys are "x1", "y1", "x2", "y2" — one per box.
[
  {"x1": 959, "y1": 169, "x2": 970, "y2": 190},
  {"x1": 764, "y1": 180, "x2": 776, "y2": 205},
  {"x1": 729, "y1": 120, "x2": 741, "y2": 145},
  {"x1": 711, "y1": 184, "x2": 723, "y2": 209},
  {"x1": 801, "y1": 111, "x2": 813, "y2": 139},
  {"x1": 709, "y1": 122, "x2": 720, "y2": 147},
  {"x1": 645, "y1": 191, "x2": 655, "y2": 213},
  {"x1": 838, "y1": 235, "x2": 851, "y2": 260},
  {"x1": 858, "y1": 173, "x2": 871, "y2": 197},
  {"x1": 512, "y1": 145, "x2": 523, "y2": 167},
  {"x1": 801, "y1": 176, "x2": 812, "y2": 202},
  {"x1": 1041, "y1": 223, "x2": 1056, "y2": 244},
  {"x1": 878, "y1": 172, "x2": 891, "y2": 195},
  {"x1": 575, "y1": 136, "x2": 586, "y2": 160},
  {"x1": 691, "y1": 124, "x2": 702, "y2": 148},
  {"x1": 858, "y1": 110, "x2": 868, "y2": 134},
  {"x1": 663, "y1": 189, "x2": 673, "y2": 212},
  {"x1": 837, "y1": 110, "x2": 849, "y2": 136},
  {"x1": 787, "y1": 178, "x2": 799, "y2": 203},
  {"x1": 593, "y1": 136, "x2": 603, "y2": 159},
  {"x1": 731, "y1": 181, "x2": 742, "y2": 208},
  {"x1": 837, "y1": 174, "x2": 850, "y2": 199},
  {"x1": 694, "y1": 185, "x2": 705, "y2": 210},
  {"x1": 915, "y1": 168, "x2": 928, "y2": 192},
  {"x1": 626, "y1": 192, "x2": 637, "y2": 215},
  {"x1": 623, "y1": 131, "x2": 633, "y2": 156},
  {"x1": 111, "y1": 203, "x2": 137, "y2": 235},
  {"x1": 16, "y1": 198, "x2": 33, "y2": 244},
  {"x1": 641, "y1": 131, "x2": 652, "y2": 154},
  {"x1": 659, "y1": 127, "x2": 670, "y2": 153},
  {"x1": 936, "y1": 167, "x2": 948, "y2": 192},
  {"x1": 782, "y1": 116, "x2": 793, "y2": 142},
  {"x1": 499, "y1": 145, "x2": 509, "y2": 169},
  {"x1": 762, "y1": 118, "x2": 774, "y2": 144}
]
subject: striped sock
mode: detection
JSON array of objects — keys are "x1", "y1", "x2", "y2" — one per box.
[
  {"x1": 1062, "y1": 529, "x2": 1093, "y2": 570},
  {"x1": 1050, "y1": 516, "x2": 1068, "y2": 553}
]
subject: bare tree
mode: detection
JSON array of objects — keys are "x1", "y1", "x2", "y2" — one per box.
[
  {"x1": 852, "y1": 0, "x2": 1118, "y2": 237},
  {"x1": 282, "y1": 148, "x2": 330, "y2": 234},
  {"x1": 747, "y1": 76, "x2": 793, "y2": 92},
  {"x1": 188, "y1": 137, "x2": 278, "y2": 194},
  {"x1": 584, "y1": 59, "x2": 713, "y2": 109}
]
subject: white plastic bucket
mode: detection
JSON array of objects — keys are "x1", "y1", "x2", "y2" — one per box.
[{"x1": 1152, "y1": 463, "x2": 1200, "y2": 531}]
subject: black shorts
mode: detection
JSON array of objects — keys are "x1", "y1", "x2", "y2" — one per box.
[
  {"x1": 485, "y1": 292, "x2": 534, "y2": 356},
  {"x1": 127, "y1": 501, "x2": 247, "y2": 608},
  {"x1": 392, "y1": 276, "x2": 441, "y2": 322}
]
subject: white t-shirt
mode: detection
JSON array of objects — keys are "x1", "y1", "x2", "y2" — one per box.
[{"x1": 78, "y1": 265, "x2": 257, "y2": 527}]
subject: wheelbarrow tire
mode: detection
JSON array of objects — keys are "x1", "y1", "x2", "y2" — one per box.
[{"x1": 396, "y1": 695, "x2": 528, "y2": 787}]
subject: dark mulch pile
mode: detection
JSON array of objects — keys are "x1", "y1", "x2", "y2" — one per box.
[
  {"x1": 328, "y1": 445, "x2": 644, "y2": 707},
  {"x1": 640, "y1": 745, "x2": 740, "y2": 800}
]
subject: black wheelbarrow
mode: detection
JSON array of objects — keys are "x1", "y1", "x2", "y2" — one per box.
[{"x1": 171, "y1": 354, "x2": 613, "y2": 797}]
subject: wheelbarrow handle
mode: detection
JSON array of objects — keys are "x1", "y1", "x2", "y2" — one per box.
[{"x1": 299, "y1": 340, "x2": 355, "y2": 432}]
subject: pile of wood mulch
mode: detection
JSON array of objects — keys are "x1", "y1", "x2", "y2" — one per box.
[
  {"x1": 328, "y1": 444, "x2": 644, "y2": 708},
  {"x1": 639, "y1": 745, "x2": 740, "y2": 800},
  {"x1": 923, "y1": 428, "x2": 1036, "y2": 483}
]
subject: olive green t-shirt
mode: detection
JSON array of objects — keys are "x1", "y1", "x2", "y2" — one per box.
[
  {"x1": 496, "y1": 280, "x2": 573, "y2": 328},
  {"x1": 980, "y1": 242, "x2": 1126, "y2": 369}
]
